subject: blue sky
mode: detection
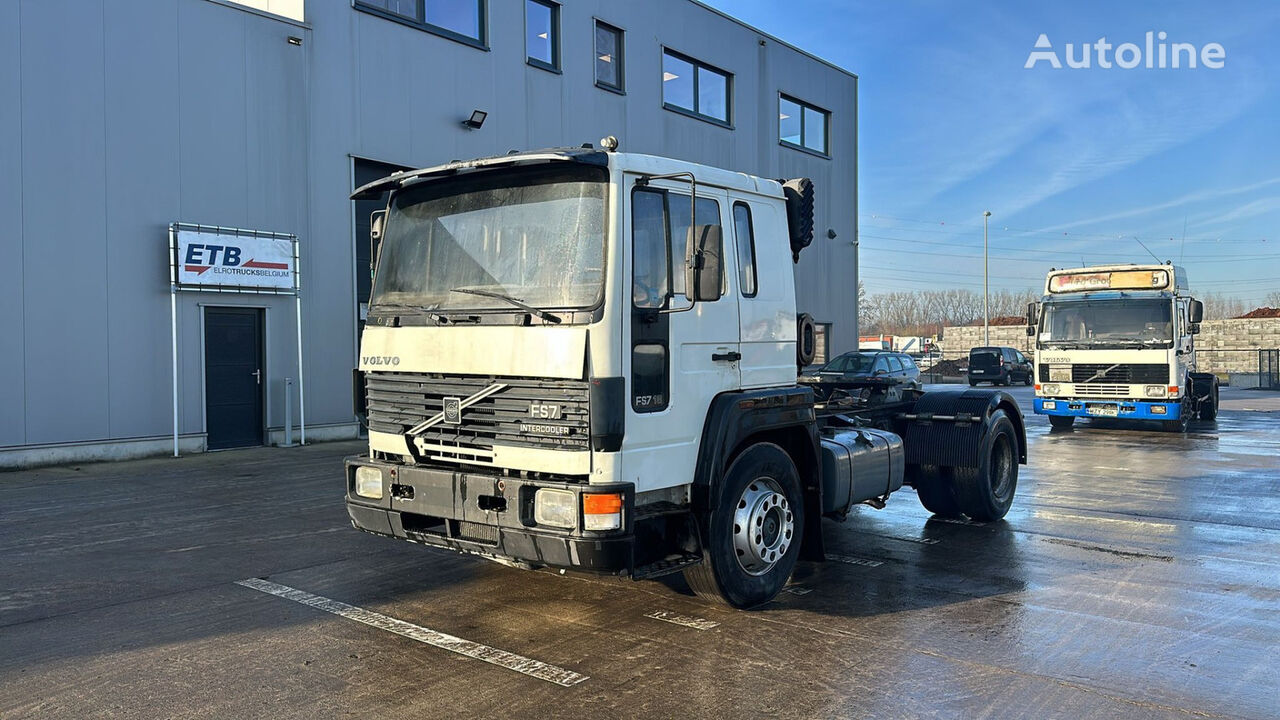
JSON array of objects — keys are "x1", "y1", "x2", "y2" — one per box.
[{"x1": 704, "y1": 0, "x2": 1280, "y2": 304}]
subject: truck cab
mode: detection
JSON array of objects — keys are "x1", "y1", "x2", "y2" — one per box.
[
  {"x1": 346, "y1": 144, "x2": 1027, "y2": 607},
  {"x1": 1029, "y1": 264, "x2": 1219, "y2": 431}
]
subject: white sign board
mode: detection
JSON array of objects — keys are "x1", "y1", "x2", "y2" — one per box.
[{"x1": 174, "y1": 229, "x2": 296, "y2": 291}]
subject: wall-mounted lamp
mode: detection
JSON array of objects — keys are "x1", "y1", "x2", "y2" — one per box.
[
  {"x1": 462, "y1": 110, "x2": 487, "y2": 130},
  {"x1": 287, "y1": 36, "x2": 303, "y2": 46}
]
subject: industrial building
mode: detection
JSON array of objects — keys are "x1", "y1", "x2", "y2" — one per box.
[{"x1": 0, "y1": 0, "x2": 857, "y2": 466}]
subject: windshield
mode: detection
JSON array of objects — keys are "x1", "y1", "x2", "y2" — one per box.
[
  {"x1": 371, "y1": 164, "x2": 607, "y2": 315},
  {"x1": 823, "y1": 354, "x2": 878, "y2": 373},
  {"x1": 1040, "y1": 299, "x2": 1173, "y2": 348}
]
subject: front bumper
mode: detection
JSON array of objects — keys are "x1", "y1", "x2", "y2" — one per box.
[
  {"x1": 344, "y1": 456, "x2": 634, "y2": 573},
  {"x1": 1034, "y1": 397, "x2": 1181, "y2": 420}
]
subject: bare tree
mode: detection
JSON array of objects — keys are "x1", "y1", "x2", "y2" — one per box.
[
  {"x1": 1198, "y1": 292, "x2": 1248, "y2": 321},
  {"x1": 1266, "y1": 290, "x2": 1280, "y2": 308}
]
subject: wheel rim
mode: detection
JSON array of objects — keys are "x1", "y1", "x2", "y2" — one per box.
[
  {"x1": 732, "y1": 477, "x2": 794, "y2": 576},
  {"x1": 989, "y1": 433, "x2": 1015, "y2": 501}
]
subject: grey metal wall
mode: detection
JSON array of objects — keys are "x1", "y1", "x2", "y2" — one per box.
[{"x1": 0, "y1": 0, "x2": 856, "y2": 455}]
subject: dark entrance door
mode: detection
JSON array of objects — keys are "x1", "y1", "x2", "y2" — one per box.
[{"x1": 204, "y1": 307, "x2": 265, "y2": 450}]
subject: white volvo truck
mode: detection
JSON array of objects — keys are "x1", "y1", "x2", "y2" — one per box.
[
  {"x1": 1029, "y1": 264, "x2": 1219, "y2": 432},
  {"x1": 346, "y1": 143, "x2": 1027, "y2": 607}
]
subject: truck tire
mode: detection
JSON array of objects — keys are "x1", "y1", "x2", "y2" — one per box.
[
  {"x1": 911, "y1": 464, "x2": 962, "y2": 518},
  {"x1": 1162, "y1": 403, "x2": 1190, "y2": 433},
  {"x1": 1048, "y1": 415, "x2": 1074, "y2": 429},
  {"x1": 684, "y1": 443, "x2": 804, "y2": 608},
  {"x1": 950, "y1": 409, "x2": 1018, "y2": 521}
]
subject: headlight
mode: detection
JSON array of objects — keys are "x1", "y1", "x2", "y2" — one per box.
[
  {"x1": 534, "y1": 489, "x2": 576, "y2": 529},
  {"x1": 354, "y1": 466, "x2": 383, "y2": 499},
  {"x1": 1145, "y1": 385, "x2": 1167, "y2": 397},
  {"x1": 1042, "y1": 383, "x2": 1061, "y2": 395},
  {"x1": 1049, "y1": 365, "x2": 1071, "y2": 382}
]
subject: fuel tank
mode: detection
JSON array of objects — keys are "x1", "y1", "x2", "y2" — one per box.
[{"x1": 819, "y1": 428, "x2": 905, "y2": 515}]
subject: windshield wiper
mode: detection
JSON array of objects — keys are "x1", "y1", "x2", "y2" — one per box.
[
  {"x1": 370, "y1": 302, "x2": 479, "y2": 325},
  {"x1": 450, "y1": 288, "x2": 562, "y2": 324}
]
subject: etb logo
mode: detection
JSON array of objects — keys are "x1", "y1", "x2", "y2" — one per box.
[{"x1": 184, "y1": 243, "x2": 243, "y2": 275}]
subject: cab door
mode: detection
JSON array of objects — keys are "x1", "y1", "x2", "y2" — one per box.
[{"x1": 623, "y1": 180, "x2": 740, "y2": 493}]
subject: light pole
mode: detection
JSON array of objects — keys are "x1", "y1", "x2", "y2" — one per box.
[{"x1": 983, "y1": 210, "x2": 991, "y2": 345}]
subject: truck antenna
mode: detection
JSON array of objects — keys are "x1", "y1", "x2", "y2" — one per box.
[
  {"x1": 1133, "y1": 236, "x2": 1162, "y2": 263},
  {"x1": 1179, "y1": 216, "x2": 1188, "y2": 265}
]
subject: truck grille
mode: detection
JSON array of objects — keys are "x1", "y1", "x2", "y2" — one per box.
[
  {"x1": 365, "y1": 373, "x2": 590, "y2": 460},
  {"x1": 1073, "y1": 384, "x2": 1131, "y2": 396},
  {"x1": 1040, "y1": 364, "x2": 1168, "y2": 384}
]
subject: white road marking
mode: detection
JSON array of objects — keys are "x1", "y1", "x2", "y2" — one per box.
[
  {"x1": 644, "y1": 610, "x2": 720, "y2": 630},
  {"x1": 929, "y1": 517, "x2": 986, "y2": 527},
  {"x1": 827, "y1": 554, "x2": 884, "y2": 568},
  {"x1": 872, "y1": 533, "x2": 940, "y2": 546},
  {"x1": 235, "y1": 578, "x2": 588, "y2": 686}
]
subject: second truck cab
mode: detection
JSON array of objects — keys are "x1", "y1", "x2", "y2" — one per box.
[{"x1": 1029, "y1": 264, "x2": 1219, "y2": 431}]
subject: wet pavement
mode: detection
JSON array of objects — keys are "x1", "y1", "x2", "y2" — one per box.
[{"x1": 2, "y1": 386, "x2": 1278, "y2": 719}]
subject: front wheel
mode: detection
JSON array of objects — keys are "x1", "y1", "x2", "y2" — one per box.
[{"x1": 684, "y1": 443, "x2": 805, "y2": 608}]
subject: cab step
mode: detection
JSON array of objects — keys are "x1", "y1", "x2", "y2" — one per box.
[{"x1": 632, "y1": 552, "x2": 702, "y2": 580}]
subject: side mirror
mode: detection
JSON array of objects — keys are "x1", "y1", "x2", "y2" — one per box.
[
  {"x1": 1026, "y1": 302, "x2": 1039, "y2": 336},
  {"x1": 685, "y1": 224, "x2": 723, "y2": 303},
  {"x1": 1189, "y1": 299, "x2": 1204, "y2": 324},
  {"x1": 369, "y1": 210, "x2": 387, "y2": 277},
  {"x1": 1190, "y1": 323, "x2": 1201, "y2": 335}
]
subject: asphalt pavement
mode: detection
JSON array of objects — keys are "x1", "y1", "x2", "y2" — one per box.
[{"x1": 2, "y1": 386, "x2": 1278, "y2": 719}]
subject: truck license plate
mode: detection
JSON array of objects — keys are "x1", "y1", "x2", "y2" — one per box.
[{"x1": 1087, "y1": 404, "x2": 1119, "y2": 417}]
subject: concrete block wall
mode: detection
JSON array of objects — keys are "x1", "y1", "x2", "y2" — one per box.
[{"x1": 937, "y1": 318, "x2": 1280, "y2": 374}]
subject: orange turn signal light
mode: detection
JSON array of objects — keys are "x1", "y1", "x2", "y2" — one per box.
[
  {"x1": 583, "y1": 493, "x2": 623, "y2": 515},
  {"x1": 1168, "y1": 386, "x2": 1179, "y2": 394}
]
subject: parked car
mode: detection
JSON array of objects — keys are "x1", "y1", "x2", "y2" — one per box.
[
  {"x1": 968, "y1": 346, "x2": 1033, "y2": 386},
  {"x1": 813, "y1": 351, "x2": 922, "y2": 389}
]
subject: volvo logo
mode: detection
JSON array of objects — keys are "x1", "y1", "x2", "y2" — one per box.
[{"x1": 443, "y1": 397, "x2": 462, "y2": 425}]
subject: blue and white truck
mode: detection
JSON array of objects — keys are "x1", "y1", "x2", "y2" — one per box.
[{"x1": 1029, "y1": 264, "x2": 1219, "y2": 432}]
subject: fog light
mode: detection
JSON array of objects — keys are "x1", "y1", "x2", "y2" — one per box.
[
  {"x1": 583, "y1": 493, "x2": 623, "y2": 531},
  {"x1": 534, "y1": 489, "x2": 576, "y2": 529},
  {"x1": 1152, "y1": 405, "x2": 1167, "y2": 415},
  {"x1": 1043, "y1": 383, "x2": 1061, "y2": 395},
  {"x1": 1042, "y1": 400, "x2": 1057, "y2": 410},
  {"x1": 354, "y1": 466, "x2": 383, "y2": 499},
  {"x1": 1145, "y1": 385, "x2": 1167, "y2": 397}
]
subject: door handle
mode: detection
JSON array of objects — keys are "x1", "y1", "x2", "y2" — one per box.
[
  {"x1": 712, "y1": 351, "x2": 741, "y2": 362},
  {"x1": 252, "y1": 369, "x2": 262, "y2": 385}
]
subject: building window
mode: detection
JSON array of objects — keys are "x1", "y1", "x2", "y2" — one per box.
[
  {"x1": 355, "y1": 0, "x2": 486, "y2": 49},
  {"x1": 594, "y1": 20, "x2": 624, "y2": 92},
  {"x1": 732, "y1": 202, "x2": 757, "y2": 297},
  {"x1": 525, "y1": 0, "x2": 559, "y2": 72},
  {"x1": 662, "y1": 49, "x2": 731, "y2": 126},
  {"x1": 779, "y1": 95, "x2": 830, "y2": 155}
]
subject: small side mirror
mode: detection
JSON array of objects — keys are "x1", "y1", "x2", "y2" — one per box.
[
  {"x1": 685, "y1": 224, "x2": 723, "y2": 303},
  {"x1": 1026, "y1": 302, "x2": 1039, "y2": 334},
  {"x1": 1189, "y1": 299, "x2": 1204, "y2": 324},
  {"x1": 1026, "y1": 325, "x2": 1036, "y2": 336},
  {"x1": 369, "y1": 210, "x2": 387, "y2": 276},
  {"x1": 1190, "y1": 323, "x2": 1201, "y2": 335}
]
